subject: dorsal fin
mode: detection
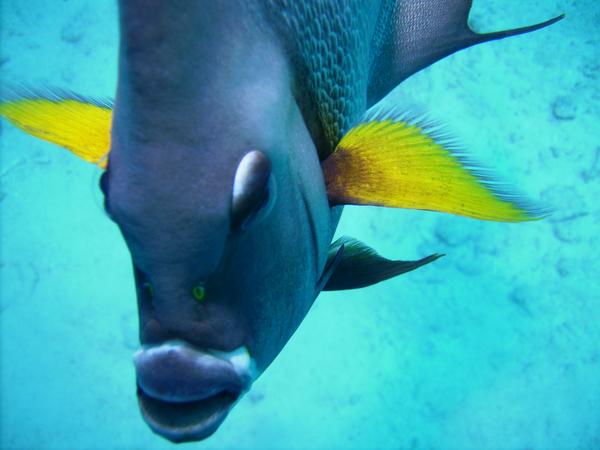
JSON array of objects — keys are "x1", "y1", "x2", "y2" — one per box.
[{"x1": 368, "y1": 1, "x2": 564, "y2": 105}]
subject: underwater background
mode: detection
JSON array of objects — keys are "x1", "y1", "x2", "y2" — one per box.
[{"x1": 1, "y1": 0, "x2": 599, "y2": 449}]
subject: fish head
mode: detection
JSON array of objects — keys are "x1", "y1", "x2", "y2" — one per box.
[{"x1": 99, "y1": 1, "x2": 332, "y2": 442}]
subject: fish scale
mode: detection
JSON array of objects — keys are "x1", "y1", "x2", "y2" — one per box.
[{"x1": 263, "y1": 0, "x2": 382, "y2": 156}]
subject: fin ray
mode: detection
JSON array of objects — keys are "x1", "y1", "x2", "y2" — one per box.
[
  {"x1": 323, "y1": 110, "x2": 547, "y2": 222},
  {"x1": 368, "y1": 0, "x2": 564, "y2": 105},
  {"x1": 0, "y1": 88, "x2": 112, "y2": 168},
  {"x1": 322, "y1": 236, "x2": 442, "y2": 291}
]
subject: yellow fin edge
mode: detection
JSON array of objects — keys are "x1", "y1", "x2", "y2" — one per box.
[
  {"x1": 0, "y1": 92, "x2": 112, "y2": 169},
  {"x1": 323, "y1": 114, "x2": 547, "y2": 223},
  {"x1": 1, "y1": 91, "x2": 548, "y2": 223}
]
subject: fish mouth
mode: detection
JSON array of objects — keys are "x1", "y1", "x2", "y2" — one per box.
[
  {"x1": 136, "y1": 385, "x2": 238, "y2": 442},
  {"x1": 133, "y1": 340, "x2": 257, "y2": 443}
]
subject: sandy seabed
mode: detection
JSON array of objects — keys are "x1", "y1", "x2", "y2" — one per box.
[{"x1": 1, "y1": 1, "x2": 599, "y2": 449}]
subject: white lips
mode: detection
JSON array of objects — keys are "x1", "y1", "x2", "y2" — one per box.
[
  {"x1": 133, "y1": 340, "x2": 260, "y2": 441},
  {"x1": 210, "y1": 345, "x2": 258, "y2": 389},
  {"x1": 133, "y1": 339, "x2": 259, "y2": 395}
]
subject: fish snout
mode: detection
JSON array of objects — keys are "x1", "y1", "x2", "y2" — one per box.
[{"x1": 133, "y1": 340, "x2": 256, "y2": 442}]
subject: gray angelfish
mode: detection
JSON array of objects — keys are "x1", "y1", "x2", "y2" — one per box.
[{"x1": 0, "y1": 0, "x2": 562, "y2": 443}]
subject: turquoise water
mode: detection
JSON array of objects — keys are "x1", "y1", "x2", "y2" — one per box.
[{"x1": 1, "y1": 1, "x2": 599, "y2": 449}]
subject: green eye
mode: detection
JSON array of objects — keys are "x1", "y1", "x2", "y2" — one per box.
[
  {"x1": 142, "y1": 282, "x2": 154, "y2": 298},
  {"x1": 192, "y1": 285, "x2": 206, "y2": 302}
]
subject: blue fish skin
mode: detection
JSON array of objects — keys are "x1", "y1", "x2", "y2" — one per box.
[
  {"x1": 111, "y1": 2, "x2": 334, "y2": 441},
  {"x1": 103, "y1": 0, "x2": 562, "y2": 442},
  {"x1": 113, "y1": 0, "x2": 330, "y2": 358}
]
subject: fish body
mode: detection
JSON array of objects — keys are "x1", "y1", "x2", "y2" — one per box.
[{"x1": 0, "y1": 0, "x2": 562, "y2": 443}]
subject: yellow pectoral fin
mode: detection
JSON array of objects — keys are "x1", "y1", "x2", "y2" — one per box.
[
  {"x1": 0, "y1": 90, "x2": 113, "y2": 168},
  {"x1": 322, "y1": 111, "x2": 546, "y2": 222}
]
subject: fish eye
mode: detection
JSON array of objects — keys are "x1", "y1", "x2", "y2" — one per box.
[
  {"x1": 231, "y1": 150, "x2": 276, "y2": 231},
  {"x1": 192, "y1": 285, "x2": 206, "y2": 302},
  {"x1": 142, "y1": 282, "x2": 154, "y2": 299}
]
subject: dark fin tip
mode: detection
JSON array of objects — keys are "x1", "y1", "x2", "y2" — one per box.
[
  {"x1": 479, "y1": 13, "x2": 566, "y2": 42},
  {"x1": 412, "y1": 253, "x2": 445, "y2": 269}
]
